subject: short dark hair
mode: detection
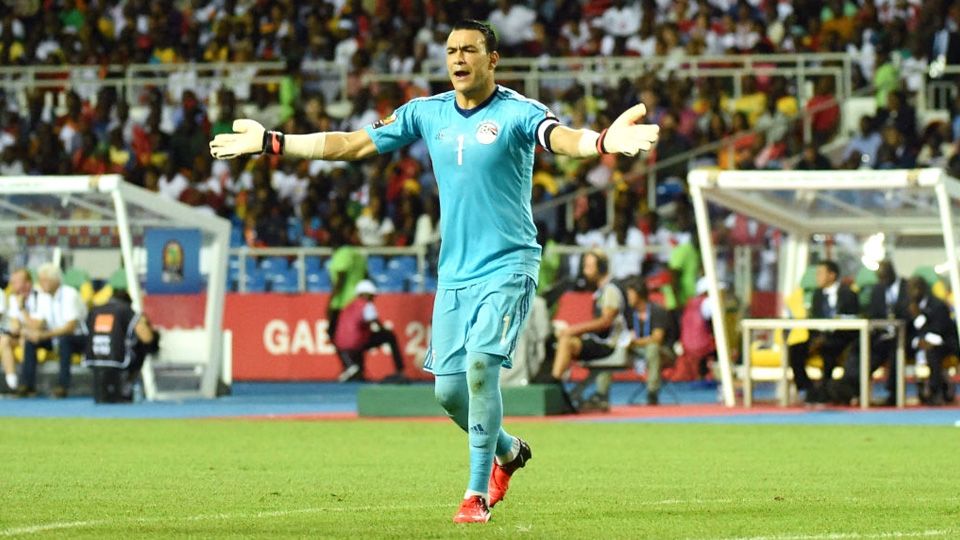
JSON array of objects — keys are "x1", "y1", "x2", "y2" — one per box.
[
  {"x1": 624, "y1": 276, "x2": 648, "y2": 300},
  {"x1": 818, "y1": 260, "x2": 840, "y2": 277},
  {"x1": 450, "y1": 19, "x2": 498, "y2": 53}
]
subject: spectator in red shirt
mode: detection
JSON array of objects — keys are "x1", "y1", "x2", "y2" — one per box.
[{"x1": 806, "y1": 76, "x2": 840, "y2": 141}]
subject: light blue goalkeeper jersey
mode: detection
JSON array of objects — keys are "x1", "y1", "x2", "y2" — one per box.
[{"x1": 364, "y1": 85, "x2": 554, "y2": 288}]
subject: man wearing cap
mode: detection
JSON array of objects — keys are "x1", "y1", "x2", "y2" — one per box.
[{"x1": 333, "y1": 279, "x2": 407, "y2": 383}]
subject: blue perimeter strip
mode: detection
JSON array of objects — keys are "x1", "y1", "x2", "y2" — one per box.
[{"x1": 0, "y1": 382, "x2": 957, "y2": 426}]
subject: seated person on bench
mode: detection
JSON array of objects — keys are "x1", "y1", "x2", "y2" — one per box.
[
  {"x1": 829, "y1": 259, "x2": 910, "y2": 406},
  {"x1": 551, "y1": 250, "x2": 628, "y2": 409},
  {"x1": 787, "y1": 259, "x2": 859, "y2": 405},
  {"x1": 624, "y1": 277, "x2": 677, "y2": 405},
  {"x1": 905, "y1": 276, "x2": 958, "y2": 406}
]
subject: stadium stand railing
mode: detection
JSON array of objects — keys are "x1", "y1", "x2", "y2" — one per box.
[{"x1": 228, "y1": 245, "x2": 431, "y2": 294}]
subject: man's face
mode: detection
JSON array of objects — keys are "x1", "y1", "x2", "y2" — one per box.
[
  {"x1": 877, "y1": 261, "x2": 894, "y2": 285},
  {"x1": 815, "y1": 265, "x2": 835, "y2": 289},
  {"x1": 907, "y1": 278, "x2": 925, "y2": 302},
  {"x1": 582, "y1": 254, "x2": 600, "y2": 285},
  {"x1": 446, "y1": 29, "x2": 497, "y2": 95},
  {"x1": 627, "y1": 287, "x2": 645, "y2": 309},
  {"x1": 39, "y1": 275, "x2": 57, "y2": 294},
  {"x1": 9, "y1": 271, "x2": 30, "y2": 296}
]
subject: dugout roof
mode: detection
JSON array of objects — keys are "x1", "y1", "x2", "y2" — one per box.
[
  {"x1": 687, "y1": 168, "x2": 960, "y2": 407},
  {"x1": 0, "y1": 175, "x2": 230, "y2": 400}
]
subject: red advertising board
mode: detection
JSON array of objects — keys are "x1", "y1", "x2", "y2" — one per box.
[{"x1": 145, "y1": 291, "x2": 596, "y2": 382}]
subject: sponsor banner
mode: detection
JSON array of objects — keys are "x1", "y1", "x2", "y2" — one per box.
[
  {"x1": 146, "y1": 293, "x2": 435, "y2": 381},
  {"x1": 144, "y1": 291, "x2": 618, "y2": 381}
]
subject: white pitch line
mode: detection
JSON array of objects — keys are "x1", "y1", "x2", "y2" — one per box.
[
  {"x1": 0, "y1": 520, "x2": 113, "y2": 537},
  {"x1": 713, "y1": 529, "x2": 954, "y2": 540},
  {"x1": 0, "y1": 503, "x2": 448, "y2": 537},
  {"x1": 648, "y1": 498, "x2": 734, "y2": 506}
]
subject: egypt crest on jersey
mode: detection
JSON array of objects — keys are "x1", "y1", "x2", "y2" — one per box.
[{"x1": 475, "y1": 121, "x2": 499, "y2": 144}]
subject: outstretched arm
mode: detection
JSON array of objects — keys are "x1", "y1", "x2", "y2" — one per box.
[
  {"x1": 209, "y1": 119, "x2": 379, "y2": 161},
  {"x1": 548, "y1": 104, "x2": 659, "y2": 158}
]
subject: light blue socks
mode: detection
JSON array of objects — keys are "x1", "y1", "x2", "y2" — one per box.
[{"x1": 434, "y1": 352, "x2": 515, "y2": 495}]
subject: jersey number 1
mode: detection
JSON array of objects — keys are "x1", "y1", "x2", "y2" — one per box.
[{"x1": 456, "y1": 134, "x2": 464, "y2": 166}]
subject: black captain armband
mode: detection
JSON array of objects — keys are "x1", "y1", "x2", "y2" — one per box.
[
  {"x1": 536, "y1": 116, "x2": 561, "y2": 153},
  {"x1": 262, "y1": 130, "x2": 285, "y2": 155}
]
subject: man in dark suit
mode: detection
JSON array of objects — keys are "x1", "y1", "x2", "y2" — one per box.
[
  {"x1": 830, "y1": 260, "x2": 910, "y2": 405},
  {"x1": 929, "y1": 3, "x2": 960, "y2": 80},
  {"x1": 788, "y1": 260, "x2": 859, "y2": 404},
  {"x1": 906, "y1": 276, "x2": 958, "y2": 406}
]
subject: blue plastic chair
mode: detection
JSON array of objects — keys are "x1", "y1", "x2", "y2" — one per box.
[
  {"x1": 242, "y1": 270, "x2": 267, "y2": 293},
  {"x1": 367, "y1": 256, "x2": 386, "y2": 276},
  {"x1": 270, "y1": 269, "x2": 300, "y2": 293},
  {"x1": 306, "y1": 270, "x2": 331, "y2": 292},
  {"x1": 260, "y1": 256, "x2": 290, "y2": 273},
  {"x1": 388, "y1": 256, "x2": 417, "y2": 275}
]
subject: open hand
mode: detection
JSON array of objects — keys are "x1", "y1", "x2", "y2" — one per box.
[
  {"x1": 209, "y1": 119, "x2": 266, "y2": 159},
  {"x1": 603, "y1": 104, "x2": 660, "y2": 157}
]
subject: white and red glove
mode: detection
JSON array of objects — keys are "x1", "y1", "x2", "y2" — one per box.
[
  {"x1": 209, "y1": 119, "x2": 284, "y2": 159},
  {"x1": 597, "y1": 104, "x2": 660, "y2": 157}
]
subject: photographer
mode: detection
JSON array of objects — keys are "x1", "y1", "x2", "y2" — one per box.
[{"x1": 84, "y1": 286, "x2": 158, "y2": 403}]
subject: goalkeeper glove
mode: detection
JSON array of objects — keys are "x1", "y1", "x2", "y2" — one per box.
[
  {"x1": 596, "y1": 104, "x2": 660, "y2": 157},
  {"x1": 209, "y1": 119, "x2": 285, "y2": 159}
]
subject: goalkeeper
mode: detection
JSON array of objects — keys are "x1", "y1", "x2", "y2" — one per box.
[{"x1": 211, "y1": 19, "x2": 658, "y2": 524}]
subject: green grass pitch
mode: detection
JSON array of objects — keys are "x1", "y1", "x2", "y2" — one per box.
[{"x1": 1, "y1": 418, "x2": 956, "y2": 538}]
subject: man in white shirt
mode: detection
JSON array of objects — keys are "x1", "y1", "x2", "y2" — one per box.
[
  {"x1": 17, "y1": 263, "x2": 88, "y2": 398},
  {"x1": 1, "y1": 268, "x2": 36, "y2": 391},
  {"x1": 487, "y1": 0, "x2": 536, "y2": 52},
  {"x1": 600, "y1": 0, "x2": 642, "y2": 38}
]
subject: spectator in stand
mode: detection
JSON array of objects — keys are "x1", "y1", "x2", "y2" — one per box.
[
  {"x1": 654, "y1": 111, "x2": 692, "y2": 184},
  {"x1": 796, "y1": 143, "x2": 833, "y2": 170},
  {"x1": 875, "y1": 125, "x2": 916, "y2": 169},
  {"x1": 929, "y1": 2, "x2": 960, "y2": 77},
  {"x1": 754, "y1": 95, "x2": 790, "y2": 147},
  {"x1": 843, "y1": 115, "x2": 882, "y2": 168},
  {"x1": 806, "y1": 76, "x2": 841, "y2": 142},
  {"x1": 875, "y1": 90, "x2": 918, "y2": 148},
  {"x1": 333, "y1": 280, "x2": 408, "y2": 383},
  {"x1": 487, "y1": 0, "x2": 537, "y2": 54},
  {"x1": 731, "y1": 76, "x2": 767, "y2": 127},
  {"x1": 600, "y1": 0, "x2": 642, "y2": 41},
  {"x1": 413, "y1": 195, "x2": 440, "y2": 247},
  {"x1": 606, "y1": 208, "x2": 645, "y2": 280},
  {"x1": 356, "y1": 196, "x2": 395, "y2": 247},
  {"x1": 916, "y1": 122, "x2": 954, "y2": 168},
  {"x1": 873, "y1": 46, "x2": 900, "y2": 108}
]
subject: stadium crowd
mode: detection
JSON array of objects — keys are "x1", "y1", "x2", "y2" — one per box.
[{"x1": 2, "y1": 1, "x2": 960, "y2": 260}]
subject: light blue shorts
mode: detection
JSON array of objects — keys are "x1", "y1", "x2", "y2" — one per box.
[{"x1": 424, "y1": 273, "x2": 536, "y2": 375}]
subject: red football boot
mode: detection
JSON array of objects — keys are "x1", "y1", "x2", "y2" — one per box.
[
  {"x1": 489, "y1": 438, "x2": 532, "y2": 507},
  {"x1": 452, "y1": 495, "x2": 491, "y2": 523}
]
